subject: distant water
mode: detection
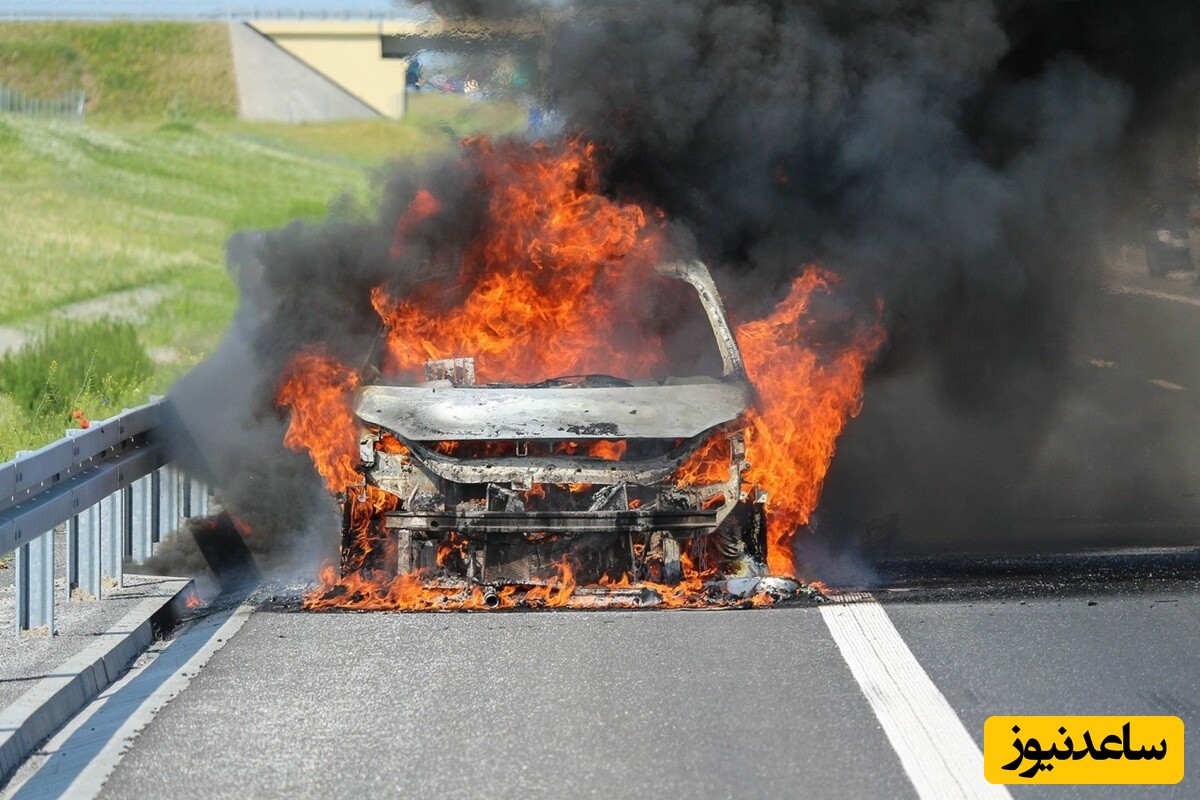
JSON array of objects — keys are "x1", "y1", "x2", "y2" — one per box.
[{"x1": 0, "y1": 1, "x2": 425, "y2": 20}]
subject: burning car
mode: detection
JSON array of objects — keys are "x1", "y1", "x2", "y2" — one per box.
[
  {"x1": 352, "y1": 260, "x2": 791, "y2": 604},
  {"x1": 278, "y1": 139, "x2": 882, "y2": 611}
]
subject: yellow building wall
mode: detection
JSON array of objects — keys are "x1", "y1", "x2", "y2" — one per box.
[{"x1": 250, "y1": 21, "x2": 413, "y2": 118}]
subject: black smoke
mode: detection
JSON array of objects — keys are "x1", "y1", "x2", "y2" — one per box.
[
  {"x1": 530, "y1": 0, "x2": 1200, "y2": 555},
  {"x1": 160, "y1": 0, "x2": 1200, "y2": 576}
]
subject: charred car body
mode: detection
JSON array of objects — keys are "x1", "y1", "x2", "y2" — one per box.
[{"x1": 350, "y1": 261, "x2": 772, "y2": 596}]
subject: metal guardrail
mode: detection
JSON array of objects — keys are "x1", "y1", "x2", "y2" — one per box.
[
  {"x1": 0, "y1": 8, "x2": 403, "y2": 22},
  {"x1": 0, "y1": 85, "x2": 86, "y2": 123},
  {"x1": 2, "y1": 397, "x2": 211, "y2": 637}
]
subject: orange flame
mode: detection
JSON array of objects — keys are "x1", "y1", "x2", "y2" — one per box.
[
  {"x1": 372, "y1": 138, "x2": 667, "y2": 385},
  {"x1": 276, "y1": 351, "x2": 361, "y2": 494},
  {"x1": 436, "y1": 532, "x2": 469, "y2": 568},
  {"x1": 736, "y1": 269, "x2": 886, "y2": 575},
  {"x1": 301, "y1": 551, "x2": 778, "y2": 611},
  {"x1": 588, "y1": 439, "x2": 627, "y2": 461},
  {"x1": 376, "y1": 433, "x2": 409, "y2": 455},
  {"x1": 673, "y1": 436, "x2": 732, "y2": 486}
]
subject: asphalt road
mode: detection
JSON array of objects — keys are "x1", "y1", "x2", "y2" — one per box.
[
  {"x1": 95, "y1": 604, "x2": 917, "y2": 799},
  {"x1": 47, "y1": 554, "x2": 1191, "y2": 800},
  {"x1": 892, "y1": 593, "x2": 1200, "y2": 800}
]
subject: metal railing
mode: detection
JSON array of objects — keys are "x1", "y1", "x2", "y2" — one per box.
[
  {"x1": 0, "y1": 7, "x2": 405, "y2": 22},
  {"x1": 0, "y1": 85, "x2": 86, "y2": 123},
  {"x1": 2, "y1": 398, "x2": 210, "y2": 637}
]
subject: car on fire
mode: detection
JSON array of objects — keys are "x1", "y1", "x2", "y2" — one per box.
[{"x1": 350, "y1": 260, "x2": 781, "y2": 603}]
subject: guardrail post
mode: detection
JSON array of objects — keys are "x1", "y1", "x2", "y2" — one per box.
[
  {"x1": 121, "y1": 484, "x2": 134, "y2": 561},
  {"x1": 67, "y1": 514, "x2": 79, "y2": 600},
  {"x1": 15, "y1": 531, "x2": 54, "y2": 636},
  {"x1": 75, "y1": 495, "x2": 124, "y2": 596},
  {"x1": 101, "y1": 492, "x2": 123, "y2": 589},
  {"x1": 188, "y1": 478, "x2": 210, "y2": 518},
  {"x1": 73, "y1": 506, "x2": 103, "y2": 600},
  {"x1": 150, "y1": 469, "x2": 162, "y2": 544},
  {"x1": 130, "y1": 475, "x2": 154, "y2": 562},
  {"x1": 160, "y1": 464, "x2": 185, "y2": 536}
]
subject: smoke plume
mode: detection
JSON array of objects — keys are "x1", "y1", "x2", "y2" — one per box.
[
  {"x1": 161, "y1": 0, "x2": 1200, "y2": 577},
  {"x1": 536, "y1": 0, "x2": 1200, "y2": 555}
]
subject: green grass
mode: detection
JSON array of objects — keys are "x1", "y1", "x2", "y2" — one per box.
[
  {"x1": 0, "y1": 105, "x2": 526, "y2": 460},
  {"x1": 0, "y1": 39, "x2": 83, "y2": 99},
  {"x1": 218, "y1": 96, "x2": 526, "y2": 167},
  {"x1": 0, "y1": 320, "x2": 159, "y2": 460},
  {"x1": 0, "y1": 117, "x2": 366, "y2": 324},
  {"x1": 0, "y1": 22, "x2": 236, "y2": 120},
  {"x1": 0, "y1": 318, "x2": 152, "y2": 414}
]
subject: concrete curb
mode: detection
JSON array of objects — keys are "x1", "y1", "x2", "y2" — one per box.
[{"x1": 0, "y1": 578, "x2": 191, "y2": 783}]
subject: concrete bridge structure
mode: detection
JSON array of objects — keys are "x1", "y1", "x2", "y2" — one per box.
[{"x1": 230, "y1": 18, "x2": 542, "y2": 123}]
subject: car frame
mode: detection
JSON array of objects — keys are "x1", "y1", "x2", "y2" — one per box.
[{"x1": 349, "y1": 260, "x2": 768, "y2": 593}]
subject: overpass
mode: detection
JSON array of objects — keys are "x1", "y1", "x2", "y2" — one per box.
[{"x1": 231, "y1": 18, "x2": 544, "y2": 122}]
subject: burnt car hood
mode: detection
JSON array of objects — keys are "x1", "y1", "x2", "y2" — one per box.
[{"x1": 356, "y1": 381, "x2": 750, "y2": 441}]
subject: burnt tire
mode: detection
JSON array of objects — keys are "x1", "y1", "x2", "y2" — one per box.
[{"x1": 714, "y1": 500, "x2": 768, "y2": 562}]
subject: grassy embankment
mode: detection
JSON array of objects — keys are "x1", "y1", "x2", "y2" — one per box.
[
  {"x1": 0, "y1": 21, "x2": 236, "y2": 120},
  {"x1": 0, "y1": 22, "x2": 525, "y2": 459}
]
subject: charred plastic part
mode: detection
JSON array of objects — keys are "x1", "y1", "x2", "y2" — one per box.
[
  {"x1": 714, "y1": 576, "x2": 802, "y2": 599},
  {"x1": 190, "y1": 513, "x2": 262, "y2": 595},
  {"x1": 656, "y1": 533, "x2": 682, "y2": 584}
]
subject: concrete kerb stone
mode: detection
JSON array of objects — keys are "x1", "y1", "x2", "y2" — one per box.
[{"x1": 0, "y1": 578, "x2": 191, "y2": 783}]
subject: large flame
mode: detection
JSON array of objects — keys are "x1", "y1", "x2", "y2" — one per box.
[
  {"x1": 373, "y1": 137, "x2": 668, "y2": 384},
  {"x1": 274, "y1": 136, "x2": 884, "y2": 610},
  {"x1": 276, "y1": 351, "x2": 360, "y2": 493},
  {"x1": 737, "y1": 271, "x2": 886, "y2": 575}
]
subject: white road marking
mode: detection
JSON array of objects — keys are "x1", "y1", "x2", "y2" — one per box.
[
  {"x1": 1105, "y1": 282, "x2": 1200, "y2": 308},
  {"x1": 820, "y1": 593, "x2": 1012, "y2": 800},
  {"x1": 2, "y1": 602, "x2": 254, "y2": 800}
]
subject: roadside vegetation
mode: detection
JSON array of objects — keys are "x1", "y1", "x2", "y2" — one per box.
[
  {"x1": 0, "y1": 24, "x2": 526, "y2": 460},
  {"x1": 0, "y1": 22, "x2": 236, "y2": 120},
  {"x1": 0, "y1": 320, "x2": 153, "y2": 452}
]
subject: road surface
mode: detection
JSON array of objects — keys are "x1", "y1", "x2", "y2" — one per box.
[{"x1": 3, "y1": 550, "x2": 1197, "y2": 800}]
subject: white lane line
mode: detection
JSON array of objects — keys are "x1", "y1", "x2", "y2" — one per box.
[
  {"x1": 1105, "y1": 282, "x2": 1200, "y2": 308},
  {"x1": 820, "y1": 593, "x2": 1011, "y2": 800},
  {"x1": 3, "y1": 602, "x2": 254, "y2": 800}
]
